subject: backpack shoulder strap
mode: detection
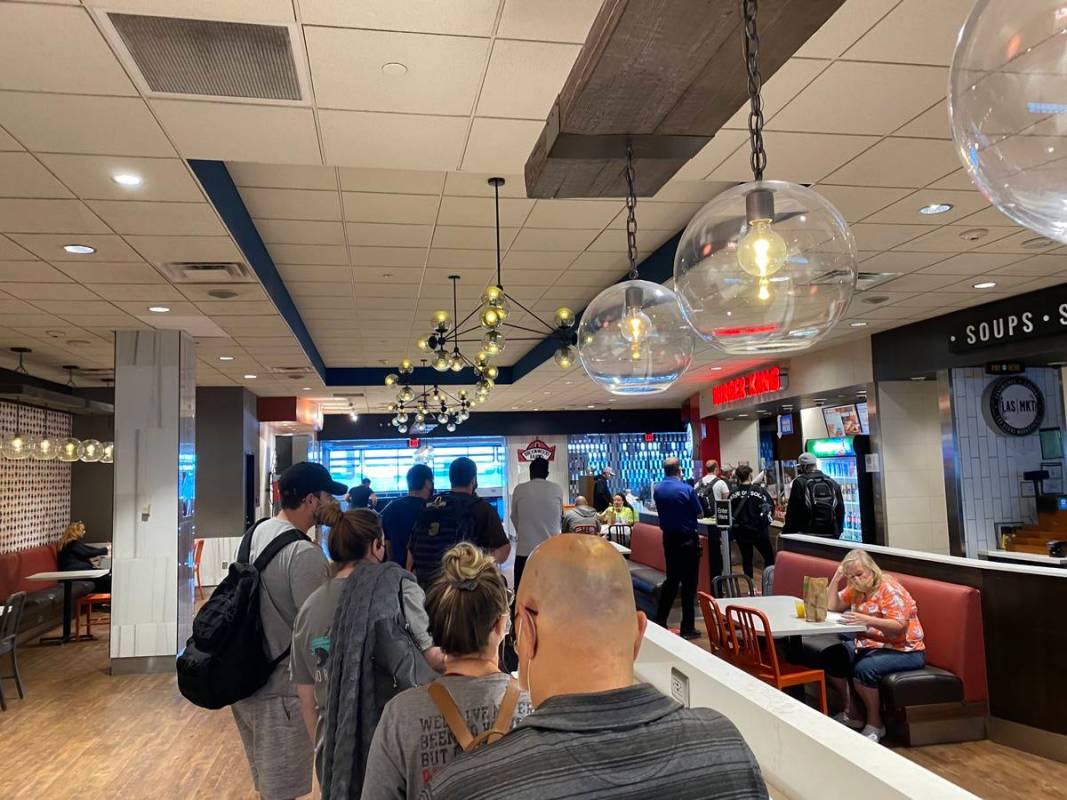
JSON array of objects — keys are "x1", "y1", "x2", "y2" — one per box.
[
  {"x1": 252, "y1": 529, "x2": 309, "y2": 573},
  {"x1": 476, "y1": 678, "x2": 521, "y2": 747},
  {"x1": 236, "y1": 517, "x2": 271, "y2": 564},
  {"x1": 427, "y1": 681, "x2": 476, "y2": 751}
]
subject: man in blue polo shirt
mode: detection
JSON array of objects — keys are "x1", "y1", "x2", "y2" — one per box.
[{"x1": 653, "y1": 457, "x2": 704, "y2": 640}]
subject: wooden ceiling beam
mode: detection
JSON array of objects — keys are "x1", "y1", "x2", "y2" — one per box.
[{"x1": 524, "y1": 0, "x2": 844, "y2": 199}]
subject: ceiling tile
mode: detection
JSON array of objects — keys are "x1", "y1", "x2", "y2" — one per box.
[
  {"x1": 0, "y1": 153, "x2": 73, "y2": 199},
  {"x1": 894, "y1": 224, "x2": 1016, "y2": 253},
  {"x1": 849, "y1": 223, "x2": 925, "y2": 250},
  {"x1": 497, "y1": 0, "x2": 599, "y2": 42},
  {"x1": 350, "y1": 246, "x2": 427, "y2": 267},
  {"x1": 305, "y1": 26, "x2": 489, "y2": 115},
  {"x1": 723, "y1": 58, "x2": 831, "y2": 129},
  {"x1": 241, "y1": 187, "x2": 341, "y2": 221},
  {"x1": 0, "y1": 126, "x2": 22, "y2": 151},
  {"x1": 502, "y1": 250, "x2": 577, "y2": 269},
  {"x1": 85, "y1": 0, "x2": 295, "y2": 23},
  {"x1": 917, "y1": 252, "x2": 1024, "y2": 275},
  {"x1": 651, "y1": 180, "x2": 735, "y2": 204},
  {"x1": 425, "y1": 248, "x2": 497, "y2": 269},
  {"x1": 928, "y1": 169, "x2": 977, "y2": 191},
  {"x1": 339, "y1": 168, "x2": 446, "y2": 195},
  {"x1": 293, "y1": 295, "x2": 356, "y2": 311},
  {"x1": 796, "y1": 0, "x2": 899, "y2": 58},
  {"x1": 432, "y1": 226, "x2": 518, "y2": 250},
  {"x1": 510, "y1": 227, "x2": 600, "y2": 251},
  {"x1": 342, "y1": 192, "x2": 441, "y2": 224},
  {"x1": 436, "y1": 196, "x2": 532, "y2": 227},
  {"x1": 894, "y1": 100, "x2": 950, "y2": 139},
  {"x1": 125, "y1": 235, "x2": 243, "y2": 265},
  {"x1": 443, "y1": 172, "x2": 528, "y2": 198},
  {"x1": 0, "y1": 3, "x2": 135, "y2": 95},
  {"x1": 477, "y1": 40, "x2": 579, "y2": 119},
  {"x1": 976, "y1": 229, "x2": 1064, "y2": 254},
  {"x1": 150, "y1": 101, "x2": 322, "y2": 164},
  {"x1": 879, "y1": 273, "x2": 962, "y2": 293},
  {"x1": 991, "y1": 255, "x2": 1067, "y2": 277},
  {"x1": 257, "y1": 219, "x2": 346, "y2": 245},
  {"x1": 228, "y1": 163, "x2": 337, "y2": 190},
  {"x1": 269, "y1": 244, "x2": 348, "y2": 265},
  {"x1": 34, "y1": 299, "x2": 119, "y2": 315},
  {"x1": 85, "y1": 283, "x2": 185, "y2": 301},
  {"x1": 195, "y1": 300, "x2": 278, "y2": 316},
  {"x1": 298, "y1": 0, "x2": 499, "y2": 35},
  {"x1": 461, "y1": 118, "x2": 544, "y2": 173},
  {"x1": 0, "y1": 235, "x2": 35, "y2": 260},
  {"x1": 85, "y1": 201, "x2": 225, "y2": 236},
  {"x1": 345, "y1": 223, "x2": 433, "y2": 248},
  {"x1": 673, "y1": 130, "x2": 748, "y2": 181},
  {"x1": 38, "y1": 155, "x2": 204, "y2": 202},
  {"x1": 0, "y1": 200, "x2": 108, "y2": 234},
  {"x1": 861, "y1": 189, "x2": 991, "y2": 226},
  {"x1": 952, "y1": 205, "x2": 1019, "y2": 228},
  {"x1": 319, "y1": 110, "x2": 469, "y2": 170},
  {"x1": 710, "y1": 132, "x2": 878, "y2": 184},
  {"x1": 824, "y1": 138, "x2": 959, "y2": 188},
  {"x1": 54, "y1": 261, "x2": 165, "y2": 284},
  {"x1": 812, "y1": 185, "x2": 912, "y2": 222},
  {"x1": 587, "y1": 228, "x2": 670, "y2": 252},
  {"x1": 942, "y1": 274, "x2": 1037, "y2": 293},
  {"x1": 524, "y1": 199, "x2": 621, "y2": 230},
  {"x1": 277, "y1": 264, "x2": 350, "y2": 282},
  {"x1": 843, "y1": 0, "x2": 973, "y2": 67},
  {"x1": 5, "y1": 283, "x2": 96, "y2": 301},
  {"x1": 768, "y1": 62, "x2": 947, "y2": 136},
  {"x1": 569, "y1": 251, "x2": 632, "y2": 271},
  {"x1": 350, "y1": 267, "x2": 422, "y2": 284},
  {"x1": 855, "y1": 251, "x2": 948, "y2": 274},
  {"x1": 0, "y1": 93, "x2": 173, "y2": 156},
  {"x1": 179, "y1": 283, "x2": 267, "y2": 302}
]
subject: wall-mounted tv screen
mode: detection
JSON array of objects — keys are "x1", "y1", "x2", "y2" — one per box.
[
  {"x1": 823, "y1": 404, "x2": 863, "y2": 437},
  {"x1": 1040, "y1": 427, "x2": 1064, "y2": 460}
]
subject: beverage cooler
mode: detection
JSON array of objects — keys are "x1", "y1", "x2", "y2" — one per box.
[{"x1": 804, "y1": 435, "x2": 876, "y2": 543}]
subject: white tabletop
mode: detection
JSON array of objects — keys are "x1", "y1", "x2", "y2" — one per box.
[
  {"x1": 978, "y1": 549, "x2": 1067, "y2": 566},
  {"x1": 26, "y1": 569, "x2": 109, "y2": 581},
  {"x1": 721, "y1": 594, "x2": 867, "y2": 638},
  {"x1": 608, "y1": 541, "x2": 632, "y2": 555}
]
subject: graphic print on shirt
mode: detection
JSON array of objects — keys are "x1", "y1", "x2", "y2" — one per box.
[
  {"x1": 311, "y1": 631, "x2": 331, "y2": 685},
  {"x1": 418, "y1": 699, "x2": 530, "y2": 786}
]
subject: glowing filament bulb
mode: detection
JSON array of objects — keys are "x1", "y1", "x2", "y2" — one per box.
[{"x1": 758, "y1": 279, "x2": 770, "y2": 302}]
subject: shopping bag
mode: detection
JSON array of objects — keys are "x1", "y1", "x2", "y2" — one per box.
[{"x1": 802, "y1": 576, "x2": 828, "y2": 622}]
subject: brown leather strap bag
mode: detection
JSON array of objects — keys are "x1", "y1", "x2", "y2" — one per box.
[{"x1": 426, "y1": 677, "x2": 521, "y2": 751}]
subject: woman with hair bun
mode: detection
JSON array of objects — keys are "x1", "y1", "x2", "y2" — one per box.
[
  {"x1": 362, "y1": 543, "x2": 532, "y2": 800},
  {"x1": 292, "y1": 503, "x2": 444, "y2": 795}
]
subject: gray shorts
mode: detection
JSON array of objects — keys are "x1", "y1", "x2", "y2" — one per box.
[{"x1": 232, "y1": 694, "x2": 313, "y2": 800}]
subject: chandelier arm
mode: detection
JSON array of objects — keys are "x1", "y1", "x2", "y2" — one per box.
[
  {"x1": 454, "y1": 324, "x2": 487, "y2": 339},
  {"x1": 455, "y1": 306, "x2": 481, "y2": 330},
  {"x1": 742, "y1": 0, "x2": 767, "y2": 181},
  {"x1": 500, "y1": 291, "x2": 553, "y2": 326},
  {"x1": 502, "y1": 321, "x2": 557, "y2": 336}
]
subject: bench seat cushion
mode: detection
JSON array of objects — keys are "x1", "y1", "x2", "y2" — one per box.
[{"x1": 881, "y1": 666, "x2": 963, "y2": 708}]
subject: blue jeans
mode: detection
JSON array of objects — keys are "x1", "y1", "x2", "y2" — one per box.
[{"x1": 839, "y1": 639, "x2": 925, "y2": 687}]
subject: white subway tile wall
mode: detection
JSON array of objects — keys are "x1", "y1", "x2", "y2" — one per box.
[{"x1": 951, "y1": 367, "x2": 1065, "y2": 557}]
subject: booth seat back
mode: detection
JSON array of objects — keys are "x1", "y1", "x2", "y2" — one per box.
[
  {"x1": 773, "y1": 551, "x2": 988, "y2": 703},
  {"x1": 0, "y1": 543, "x2": 59, "y2": 598},
  {"x1": 628, "y1": 522, "x2": 712, "y2": 595}
]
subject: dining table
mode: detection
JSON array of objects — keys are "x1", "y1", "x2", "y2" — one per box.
[
  {"x1": 25, "y1": 569, "x2": 109, "y2": 644},
  {"x1": 722, "y1": 594, "x2": 868, "y2": 638}
]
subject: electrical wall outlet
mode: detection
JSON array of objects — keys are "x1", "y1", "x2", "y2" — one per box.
[
  {"x1": 670, "y1": 667, "x2": 690, "y2": 708},
  {"x1": 221, "y1": 561, "x2": 229, "y2": 571}
]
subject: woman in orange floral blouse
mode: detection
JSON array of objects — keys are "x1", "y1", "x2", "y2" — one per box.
[{"x1": 825, "y1": 549, "x2": 925, "y2": 742}]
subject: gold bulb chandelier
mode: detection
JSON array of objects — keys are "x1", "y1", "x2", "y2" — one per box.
[{"x1": 383, "y1": 359, "x2": 474, "y2": 434}]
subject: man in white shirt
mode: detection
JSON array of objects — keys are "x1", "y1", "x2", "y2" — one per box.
[
  {"x1": 699, "y1": 459, "x2": 731, "y2": 578},
  {"x1": 510, "y1": 457, "x2": 564, "y2": 592},
  {"x1": 699, "y1": 459, "x2": 730, "y2": 503}
]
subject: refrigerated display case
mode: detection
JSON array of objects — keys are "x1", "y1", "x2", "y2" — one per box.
[{"x1": 804, "y1": 435, "x2": 876, "y2": 543}]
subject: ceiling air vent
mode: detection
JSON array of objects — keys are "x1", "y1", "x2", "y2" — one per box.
[
  {"x1": 108, "y1": 13, "x2": 301, "y2": 101},
  {"x1": 813, "y1": 270, "x2": 897, "y2": 291},
  {"x1": 158, "y1": 261, "x2": 256, "y2": 284}
]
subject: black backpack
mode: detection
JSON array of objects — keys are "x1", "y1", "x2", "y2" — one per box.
[
  {"x1": 696, "y1": 477, "x2": 725, "y2": 517},
  {"x1": 803, "y1": 476, "x2": 840, "y2": 535},
  {"x1": 408, "y1": 493, "x2": 479, "y2": 588},
  {"x1": 177, "y1": 521, "x2": 306, "y2": 709}
]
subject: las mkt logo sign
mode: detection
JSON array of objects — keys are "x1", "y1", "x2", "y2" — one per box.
[
  {"x1": 518, "y1": 438, "x2": 556, "y2": 462},
  {"x1": 712, "y1": 366, "x2": 785, "y2": 406}
]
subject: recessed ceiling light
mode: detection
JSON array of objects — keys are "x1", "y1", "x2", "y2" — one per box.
[
  {"x1": 148, "y1": 305, "x2": 170, "y2": 313},
  {"x1": 919, "y1": 203, "x2": 953, "y2": 215},
  {"x1": 218, "y1": 355, "x2": 235, "y2": 362},
  {"x1": 63, "y1": 244, "x2": 95, "y2": 255},
  {"x1": 111, "y1": 172, "x2": 142, "y2": 187},
  {"x1": 1022, "y1": 235, "x2": 1055, "y2": 249},
  {"x1": 737, "y1": 414, "x2": 749, "y2": 418},
  {"x1": 813, "y1": 398, "x2": 826, "y2": 402},
  {"x1": 244, "y1": 374, "x2": 257, "y2": 379},
  {"x1": 381, "y1": 62, "x2": 408, "y2": 76},
  {"x1": 302, "y1": 387, "x2": 311, "y2": 391},
  {"x1": 586, "y1": 404, "x2": 596, "y2": 409},
  {"x1": 959, "y1": 228, "x2": 988, "y2": 242},
  {"x1": 608, "y1": 398, "x2": 617, "y2": 402},
  {"x1": 910, "y1": 376, "x2": 927, "y2": 381},
  {"x1": 1049, "y1": 361, "x2": 1067, "y2": 367},
  {"x1": 973, "y1": 281, "x2": 997, "y2": 289},
  {"x1": 849, "y1": 321, "x2": 869, "y2": 328},
  {"x1": 710, "y1": 366, "x2": 723, "y2": 371}
]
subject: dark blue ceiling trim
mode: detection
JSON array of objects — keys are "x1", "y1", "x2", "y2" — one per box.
[
  {"x1": 325, "y1": 366, "x2": 513, "y2": 386},
  {"x1": 511, "y1": 232, "x2": 682, "y2": 382},
  {"x1": 189, "y1": 159, "x2": 327, "y2": 380}
]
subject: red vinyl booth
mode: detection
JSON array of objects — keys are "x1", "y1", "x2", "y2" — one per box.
[
  {"x1": 628, "y1": 522, "x2": 712, "y2": 613},
  {"x1": 773, "y1": 550, "x2": 988, "y2": 744},
  {"x1": 0, "y1": 543, "x2": 96, "y2": 634}
]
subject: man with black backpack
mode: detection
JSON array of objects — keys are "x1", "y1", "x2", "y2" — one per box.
[
  {"x1": 407, "y1": 457, "x2": 510, "y2": 588},
  {"x1": 783, "y1": 452, "x2": 845, "y2": 537},
  {"x1": 230, "y1": 462, "x2": 345, "y2": 800}
]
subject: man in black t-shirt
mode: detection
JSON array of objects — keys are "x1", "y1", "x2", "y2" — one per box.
[{"x1": 380, "y1": 463, "x2": 434, "y2": 565}]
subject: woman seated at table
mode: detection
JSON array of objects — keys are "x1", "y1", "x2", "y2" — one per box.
[
  {"x1": 58, "y1": 521, "x2": 110, "y2": 591},
  {"x1": 599, "y1": 493, "x2": 636, "y2": 527},
  {"x1": 824, "y1": 549, "x2": 925, "y2": 743}
]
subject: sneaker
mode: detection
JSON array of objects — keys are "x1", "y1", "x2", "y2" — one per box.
[
  {"x1": 679, "y1": 629, "x2": 701, "y2": 641},
  {"x1": 860, "y1": 725, "x2": 886, "y2": 742},
  {"x1": 832, "y1": 712, "x2": 863, "y2": 730}
]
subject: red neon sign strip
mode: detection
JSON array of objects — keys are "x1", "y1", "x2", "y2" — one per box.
[
  {"x1": 712, "y1": 366, "x2": 782, "y2": 406},
  {"x1": 712, "y1": 323, "x2": 779, "y2": 337}
]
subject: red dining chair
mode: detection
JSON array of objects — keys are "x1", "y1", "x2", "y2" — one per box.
[
  {"x1": 726, "y1": 604, "x2": 828, "y2": 714},
  {"x1": 697, "y1": 591, "x2": 737, "y2": 662},
  {"x1": 193, "y1": 538, "x2": 205, "y2": 600}
]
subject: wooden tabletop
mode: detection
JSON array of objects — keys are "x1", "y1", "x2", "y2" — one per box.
[
  {"x1": 26, "y1": 569, "x2": 109, "y2": 581},
  {"x1": 722, "y1": 594, "x2": 867, "y2": 638}
]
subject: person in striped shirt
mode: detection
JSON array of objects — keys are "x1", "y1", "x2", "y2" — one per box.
[{"x1": 418, "y1": 535, "x2": 768, "y2": 800}]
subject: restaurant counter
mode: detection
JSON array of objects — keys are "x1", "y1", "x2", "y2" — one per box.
[
  {"x1": 780, "y1": 534, "x2": 1067, "y2": 762},
  {"x1": 637, "y1": 624, "x2": 975, "y2": 800}
]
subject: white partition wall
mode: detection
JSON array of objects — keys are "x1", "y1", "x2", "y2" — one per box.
[{"x1": 110, "y1": 330, "x2": 196, "y2": 672}]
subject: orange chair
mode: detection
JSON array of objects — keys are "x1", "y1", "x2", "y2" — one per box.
[
  {"x1": 193, "y1": 538, "x2": 205, "y2": 599},
  {"x1": 697, "y1": 591, "x2": 736, "y2": 662},
  {"x1": 726, "y1": 604, "x2": 828, "y2": 714},
  {"x1": 75, "y1": 592, "x2": 110, "y2": 639}
]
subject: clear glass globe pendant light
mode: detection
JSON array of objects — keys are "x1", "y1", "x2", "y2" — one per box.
[
  {"x1": 577, "y1": 146, "x2": 694, "y2": 395},
  {"x1": 674, "y1": 0, "x2": 856, "y2": 354},
  {"x1": 949, "y1": 0, "x2": 1067, "y2": 243}
]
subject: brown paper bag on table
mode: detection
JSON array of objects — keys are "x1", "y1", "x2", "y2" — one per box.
[{"x1": 803, "y1": 576, "x2": 828, "y2": 622}]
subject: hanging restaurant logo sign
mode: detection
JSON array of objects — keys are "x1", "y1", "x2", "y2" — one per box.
[
  {"x1": 518, "y1": 438, "x2": 556, "y2": 462},
  {"x1": 983, "y1": 376, "x2": 1044, "y2": 437},
  {"x1": 711, "y1": 366, "x2": 786, "y2": 406},
  {"x1": 947, "y1": 283, "x2": 1067, "y2": 353}
]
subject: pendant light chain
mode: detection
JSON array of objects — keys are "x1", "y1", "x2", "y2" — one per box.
[
  {"x1": 624, "y1": 143, "x2": 639, "y2": 280},
  {"x1": 742, "y1": 0, "x2": 767, "y2": 182},
  {"x1": 493, "y1": 177, "x2": 503, "y2": 289}
]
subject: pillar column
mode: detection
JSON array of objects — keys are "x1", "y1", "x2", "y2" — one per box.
[{"x1": 110, "y1": 330, "x2": 196, "y2": 673}]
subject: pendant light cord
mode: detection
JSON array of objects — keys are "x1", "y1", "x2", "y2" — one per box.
[
  {"x1": 451, "y1": 276, "x2": 460, "y2": 354},
  {"x1": 742, "y1": 0, "x2": 767, "y2": 181},
  {"x1": 624, "y1": 144, "x2": 639, "y2": 280},
  {"x1": 493, "y1": 178, "x2": 503, "y2": 290}
]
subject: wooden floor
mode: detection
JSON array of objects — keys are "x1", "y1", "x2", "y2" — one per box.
[{"x1": 2, "y1": 617, "x2": 1067, "y2": 799}]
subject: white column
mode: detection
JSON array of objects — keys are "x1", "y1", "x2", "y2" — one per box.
[{"x1": 110, "y1": 330, "x2": 196, "y2": 671}]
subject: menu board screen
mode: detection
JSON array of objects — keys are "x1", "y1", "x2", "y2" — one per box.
[{"x1": 823, "y1": 404, "x2": 863, "y2": 437}]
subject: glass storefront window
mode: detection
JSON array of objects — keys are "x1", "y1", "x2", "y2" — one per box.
[{"x1": 567, "y1": 432, "x2": 694, "y2": 503}]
